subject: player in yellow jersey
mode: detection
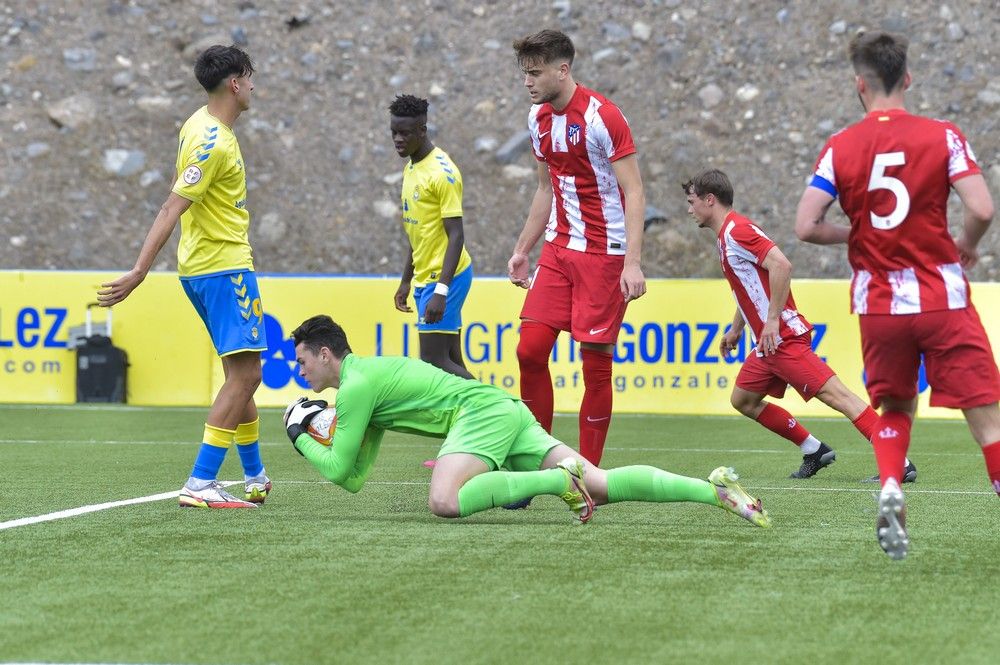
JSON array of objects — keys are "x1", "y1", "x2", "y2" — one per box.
[
  {"x1": 389, "y1": 95, "x2": 474, "y2": 381},
  {"x1": 98, "y1": 45, "x2": 267, "y2": 509}
]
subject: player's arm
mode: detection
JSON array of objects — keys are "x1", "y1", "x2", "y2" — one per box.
[
  {"x1": 953, "y1": 173, "x2": 995, "y2": 269},
  {"x1": 424, "y1": 217, "x2": 465, "y2": 324},
  {"x1": 758, "y1": 246, "x2": 792, "y2": 356},
  {"x1": 394, "y1": 247, "x2": 415, "y2": 313},
  {"x1": 338, "y1": 426, "x2": 386, "y2": 493},
  {"x1": 97, "y1": 192, "x2": 192, "y2": 307},
  {"x1": 794, "y1": 186, "x2": 848, "y2": 245},
  {"x1": 611, "y1": 153, "x2": 647, "y2": 301},
  {"x1": 295, "y1": 383, "x2": 379, "y2": 489},
  {"x1": 720, "y1": 309, "x2": 745, "y2": 357},
  {"x1": 508, "y1": 162, "x2": 552, "y2": 288}
]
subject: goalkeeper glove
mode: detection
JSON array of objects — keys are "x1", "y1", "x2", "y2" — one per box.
[{"x1": 283, "y1": 397, "x2": 328, "y2": 454}]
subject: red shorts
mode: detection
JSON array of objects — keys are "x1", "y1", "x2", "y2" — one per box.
[
  {"x1": 520, "y1": 243, "x2": 627, "y2": 344},
  {"x1": 859, "y1": 306, "x2": 1000, "y2": 409},
  {"x1": 735, "y1": 332, "x2": 835, "y2": 401}
]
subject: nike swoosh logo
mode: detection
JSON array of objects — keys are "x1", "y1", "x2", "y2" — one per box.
[
  {"x1": 586, "y1": 416, "x2": 609, "y2": 423},
  {"x1": 588, "y1": 327, "x2": 608, "y2": 335},
  {"x1": 538, "y1": 131, "x2": 550, "y2": 138}
]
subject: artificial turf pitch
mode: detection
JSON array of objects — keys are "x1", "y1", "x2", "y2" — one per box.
[{"x1": 1, "y1": 404, "x2": 998, "y2": 664}]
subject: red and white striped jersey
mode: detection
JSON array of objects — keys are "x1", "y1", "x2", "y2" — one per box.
[
  {"x1": 809, "y1": 109, "x2": 981, "y2": 315},
  {"x1": 718, "y1": 211, "x2": 811, "y2": 345},
  {"x1": 528, "y1": 84, "x2": 636, "y2": 255}
]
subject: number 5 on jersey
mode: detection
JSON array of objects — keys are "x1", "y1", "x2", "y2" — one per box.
[{"x1": 868, "y1": 152, "x2": 909, "y2": 230}]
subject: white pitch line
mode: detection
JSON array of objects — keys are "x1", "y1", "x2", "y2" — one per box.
[
  {"x1": 0, "y1": 481, "x2": 239, "y2": 531},
  {"x1": 3, "y1": 479, "x2": 993, "y2": 532}
]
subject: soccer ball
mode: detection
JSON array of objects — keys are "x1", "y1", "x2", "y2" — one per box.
[{"x1": 306, "y1": 406, "x2": 337, "y2": 446}]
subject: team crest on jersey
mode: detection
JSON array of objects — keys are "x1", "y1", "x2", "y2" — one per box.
[
  {"x1": 567, "y1": 123, "x2": 581, "y2": 145},
  {"x1": 182, "y1": 165, "x2": 202, "y2": 185}
]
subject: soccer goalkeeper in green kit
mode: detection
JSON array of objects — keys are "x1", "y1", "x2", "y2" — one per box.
[{"x1": 283, "y1": 315, "x2": 771, "y2": 527}]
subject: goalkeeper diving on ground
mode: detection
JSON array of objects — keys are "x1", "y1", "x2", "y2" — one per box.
[{"x1": 281, "y1": 315, "x2": 771, "y2": 527}]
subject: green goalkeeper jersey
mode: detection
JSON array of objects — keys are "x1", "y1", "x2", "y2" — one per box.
[{"x1": 295, "y1": 354, "x2": 514, "y2": 491}]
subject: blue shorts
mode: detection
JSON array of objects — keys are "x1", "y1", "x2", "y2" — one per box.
[
  {"x1": 414, "y1": 266, "x2": 473, "y2": 333},
  {"x1": 181, "y1": 270, "x2": 268, "y2": 356}
]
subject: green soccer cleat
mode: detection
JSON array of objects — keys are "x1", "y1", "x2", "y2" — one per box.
[
  {"x1": 245, "y1": 474, "x2": 272, "y2": 504},
  {"x1": 556, "y1": 457, "x2": 594, "y2": 524},
  {"x1": 709, "y1": 466, "x2": 771, "y2": 528}
]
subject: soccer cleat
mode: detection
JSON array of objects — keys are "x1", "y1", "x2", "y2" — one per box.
[
  {"x1": 244, "y1": 474, "x2": 272, "y2": 504},
  {"x1": 862, "y1": 460, "x2": 917, "y2": 484},
  {"x1": 876, "y1": 477, "x2": 909, "y2": 560},
  {"x1": 556, "y1": 457, "x2": 594, "y2": 523},
  {"x1": 789, "y1": 443, "x2": 836, "y2": 479},
  {"x1": 709, "y1": 466, "x2": 771, "y2": 528},
  {"x1": 179, "y1": 481, "x2": 258, "y2": 509}
]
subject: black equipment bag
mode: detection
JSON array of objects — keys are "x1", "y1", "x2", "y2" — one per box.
[{"x1": 76, "y1": 304, "x2": 128, "y2": 403}]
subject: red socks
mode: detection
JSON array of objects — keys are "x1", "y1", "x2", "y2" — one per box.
[
  {"x1": 982, "y1": 440, "x2": 1000, "y2": 497},
  {"x1": 517, "y1": 322, "x2": 615, "y2": 465},
  {"x1": 755, "y1": 403, "x2": 810, "y2": 445},
  {"x1": 516, "y1": 321, "x2": 559, "y2": 433},
  {"x1": 579, "y1": 348, "x2": 614, "y2": 465},
  {"x1": 872, "y1": 411, "x2": 912, "y2": 486},
  {"x1": 851, "y1": 406, "x2": 879, "y2": 441}
]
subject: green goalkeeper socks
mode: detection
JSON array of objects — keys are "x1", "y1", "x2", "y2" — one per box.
[
  {"x1": 606, "y1": 466, "x2": 720, "y2": 506},
  {"x1": 457, "y1": 468, "x2": 567, "y2": 517}
]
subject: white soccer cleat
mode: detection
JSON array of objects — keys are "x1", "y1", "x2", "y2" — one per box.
[
  {"x1": 876, "y1": 478, "x2": 908, "y2": 560},
  {"x1": 179, "y1": 481, "x2": 258, "y2": 509}
]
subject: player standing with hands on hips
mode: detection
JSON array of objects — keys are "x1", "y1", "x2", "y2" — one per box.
[
  {"x1": 796, "y1": 31, "x2": 1000, "y2": 559},
  {"x1": 98, "y1": 45, "x2": 268, "y2": 509},
  {"x1": 507, "y1": 29, "x2": 646, "y2": 472}
]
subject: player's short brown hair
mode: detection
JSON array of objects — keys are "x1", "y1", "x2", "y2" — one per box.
[
  {"x1": 513, "y1": 29, "x2": 575, "y2": 68},
  {"x1": 849, "y1": 31, "x2": 909, "y2": 94},
  {"x1": 682, "y1": 170, "x2": 734, "y2": 208}
]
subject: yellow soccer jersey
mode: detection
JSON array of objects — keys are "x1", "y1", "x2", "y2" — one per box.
[
  {"x1": 172, "y1": 106, "x2": 253, "y2": 277},
  {"x1": 400, "y1": 147, "x2": 471, "y2": 286}
]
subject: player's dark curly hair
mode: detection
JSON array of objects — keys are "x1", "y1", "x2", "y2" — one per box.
[
  {"x1": 292, "y1": 315, "x2": 353, "y2": 359},
  {"x1": 682, "y1": 170, "x2": 734, "y2": 207},
  {"x1": 849, "y1": 31, "x2": 908, "y2": 94},
  {"x1": 389, "y1": 94, "x2": 429, "y2": 118},
  {"x1": 194, "y1": 45, "x2": 254, "y2": 93}
]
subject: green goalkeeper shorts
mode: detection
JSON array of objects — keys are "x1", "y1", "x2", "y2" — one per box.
[{"x1": 437, "y1": 399, "x2": 561, "y2": 471}]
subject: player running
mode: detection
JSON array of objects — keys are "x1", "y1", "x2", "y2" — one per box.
[
  {"x1": 684, "y1": 170, "x2": 916, "y2": 482},
  {"x1": 795, "y1": 31, "x2": 1000, "y2": 559},
  {"x1": 282, "y1": 315, "x2": 771, "y2": 529}
]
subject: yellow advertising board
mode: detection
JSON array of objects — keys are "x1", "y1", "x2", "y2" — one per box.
[{"x1": 2, "y1": 270, "x2": 998, "y2": 419}]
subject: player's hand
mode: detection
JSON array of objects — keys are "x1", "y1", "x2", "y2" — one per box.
[
  {"x1": 394, "y1": 281, "x2": 413, "y2": 313},
  {"x1": 620, "y1": 263, "x2": 646, "y2": 302},
  {"x1": 283, "y1": 397, "x2": 328, "y2": 451},
  {"x1": 97, "y1": 269, "x2": 145, "y2": 307},
  {"x1": 758, "y1": 320, "x2": 780, "y2": 356},
  {"x1": 719, "y1": 329, "x2": 742, "y2": 357},
  {"x1": 508, "y1": 252, "x2": 532, "y2": 289},
  {"x1": 424, "y1": 293, "x2": 446, "y2": 323},
  {"x1": 956, "y1": 233, "x2": 979, "y2": 269}
]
